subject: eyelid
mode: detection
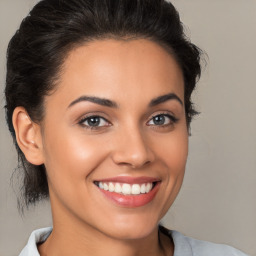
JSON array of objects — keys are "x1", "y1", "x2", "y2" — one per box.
[{"x1": 77, "y1": 111, "x2": 109, "y2": 122}]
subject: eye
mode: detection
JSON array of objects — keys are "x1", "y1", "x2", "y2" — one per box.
[
  {"x1": 79, "y1": 115, "x2": 110, "y2": 129},
  {"x1": 147, "y1": 114, "x2": 177, "y2": 126}
]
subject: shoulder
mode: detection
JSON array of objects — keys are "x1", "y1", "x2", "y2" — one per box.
[
  {"x1": 172, "y1": 230, "x2": 248, "y2": 256},
  {"x1": 19, "y1": 227, "x2": 52, "y2": 256},
  {"x1": 160, "y1": 226, "x2": 249, "y2": 256}
]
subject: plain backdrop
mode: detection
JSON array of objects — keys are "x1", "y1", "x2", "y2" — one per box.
[{"x1": 0, "y1": 0, "x2": 255, "y2": 255}]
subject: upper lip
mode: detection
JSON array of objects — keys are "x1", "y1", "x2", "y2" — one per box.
[{"x1": 94, "y1": 176, "x2": 160, "y2": 184}]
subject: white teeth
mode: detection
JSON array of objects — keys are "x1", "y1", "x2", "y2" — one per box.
[
  {"x1": 131, "y1": 184, "x2": 140, "y2": 195},
  {"x1": 109, "y1": 182, "x2": 115, "y2": 192},
  {"x1": 140, "y1": 184, "x2": 146, "y2": 193},
  {"x1": 99, "y1": 182, "x2": 104, "y2": 189},
  {"x1": 96, "y1": 182, "x2": 155, "y2": 195},
  {"x1": 103, "y1": 183, "x2": 109, "y2": 191},
  {"x1": 114, "y1": 183, "x2": 122, "y2": 193},
  {"x1": 122, "y1": 183, "x2": 131, "y2": 195},
  {"x1": 146, "y1": 183, "x2": 152, "y2": 193}
]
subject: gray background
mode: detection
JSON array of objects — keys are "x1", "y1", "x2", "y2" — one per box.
[{"x1": 0, "y1": 0, "x2": 255, "y2": 255}]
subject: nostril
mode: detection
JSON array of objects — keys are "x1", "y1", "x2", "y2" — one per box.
[
  {"x1": 112, "y1": 151, "x2": 155, "y2": 169},
  {"x1": 111, "y1": 133, "x2": 155, "y2": 168},
  {"x1": 130, "y1": 160, "x2": 151, "y2": 169}
]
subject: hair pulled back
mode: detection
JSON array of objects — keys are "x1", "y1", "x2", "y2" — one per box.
[{"x1": 5, "y1": 0, "x2": 202, "y2": 208}]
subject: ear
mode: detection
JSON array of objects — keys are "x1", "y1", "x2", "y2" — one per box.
[{"x1": 12, "y1": 107, "x2": 44, "y2": 165}]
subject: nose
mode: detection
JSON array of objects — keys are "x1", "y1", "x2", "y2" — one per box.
[{"x1": 111, "y1": 128, "x2": 155, "y2": 169}]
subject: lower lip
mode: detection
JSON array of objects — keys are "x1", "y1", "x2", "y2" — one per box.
[{"x1": 97, "y1": 182, "x2": 160, "y2": 208}]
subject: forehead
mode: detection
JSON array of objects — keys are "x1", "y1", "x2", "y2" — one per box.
[{"x1": 47, "y1": 39, "x2": 184, "y2": 107}]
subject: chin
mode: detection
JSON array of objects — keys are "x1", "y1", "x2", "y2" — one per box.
[{"x1": 98, "y1": 213, "x2": 160, "y2": 240}]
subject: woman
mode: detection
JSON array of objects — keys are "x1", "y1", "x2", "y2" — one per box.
[{"x1": 5, "y1": 0, "x2": 248, "y2": 255}]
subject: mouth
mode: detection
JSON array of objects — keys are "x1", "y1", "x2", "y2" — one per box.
[
  {"x1": 94, "y1": 181, "x2": 157, "y2": 195},
  {"x1": 93, "y1": 177, "x2": 161, "y2": 207}
]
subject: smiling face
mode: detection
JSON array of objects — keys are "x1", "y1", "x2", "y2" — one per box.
[{"x1": 40, "y1": 39, "x2": 188, "y2": 240}]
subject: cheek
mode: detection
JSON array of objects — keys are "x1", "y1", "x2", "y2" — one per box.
[
  {"x1": 160, "y1": 130, "x2": 188, "y2": 206},
  {"x1": 156, "y1": 128, "x2": 188, "y2": 171},
  {"x1": 167, "y1": 131, "x2": 188, "y2": 190},
  {"x1": 42, "y1": 127, "x2": 109, "y2": 190},
  {"x1": 159, "y1": 127, "x2": 188, "y2": 184}
]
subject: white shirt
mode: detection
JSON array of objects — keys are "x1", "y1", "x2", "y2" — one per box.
[{"x1": 19, "y1": 227, "x2": 249, "y2": 256}]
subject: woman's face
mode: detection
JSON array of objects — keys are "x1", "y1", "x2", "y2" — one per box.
[{"x1": 40, "y1": 39, "x2": 188, "y2": 239}]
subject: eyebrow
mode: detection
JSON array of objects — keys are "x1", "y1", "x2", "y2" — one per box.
[
  {"x1": 68, "y1": 96, "x2": 118, "y2": 109},
  {"x1": 149, "y1": 93, "x2": 183, "y2": 107},
  {"x1": 68, "y1": 92, "x2": 183, "y2": 109}
]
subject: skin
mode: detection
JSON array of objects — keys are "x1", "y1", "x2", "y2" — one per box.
[{"x1": 13, "y1": 39, "x2": 188, "y2": 256}]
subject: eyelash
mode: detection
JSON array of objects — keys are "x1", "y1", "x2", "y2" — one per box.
[{"x1": 78, "y1": 113, "x2": 179, "y2": 130}]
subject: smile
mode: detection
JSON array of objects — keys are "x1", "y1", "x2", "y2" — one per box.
[
  {"x1": 94, "y1": 177, "x2": 161, "y2": 207},
  {"x1": 94, "y1": 181, "x2": 155, "y2": 195}
]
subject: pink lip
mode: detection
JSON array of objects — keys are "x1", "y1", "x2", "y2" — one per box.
[
  {"x1": 95, "y1": 178, "x2": 161, "y2": 208},
  {"x1": 95, "y1": 176, "x2": 160, "y2": 184}
]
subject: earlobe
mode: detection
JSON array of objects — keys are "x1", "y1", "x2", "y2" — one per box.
[{"x1": 12, "y1": 107, "x2": 44, "y2": 165}]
